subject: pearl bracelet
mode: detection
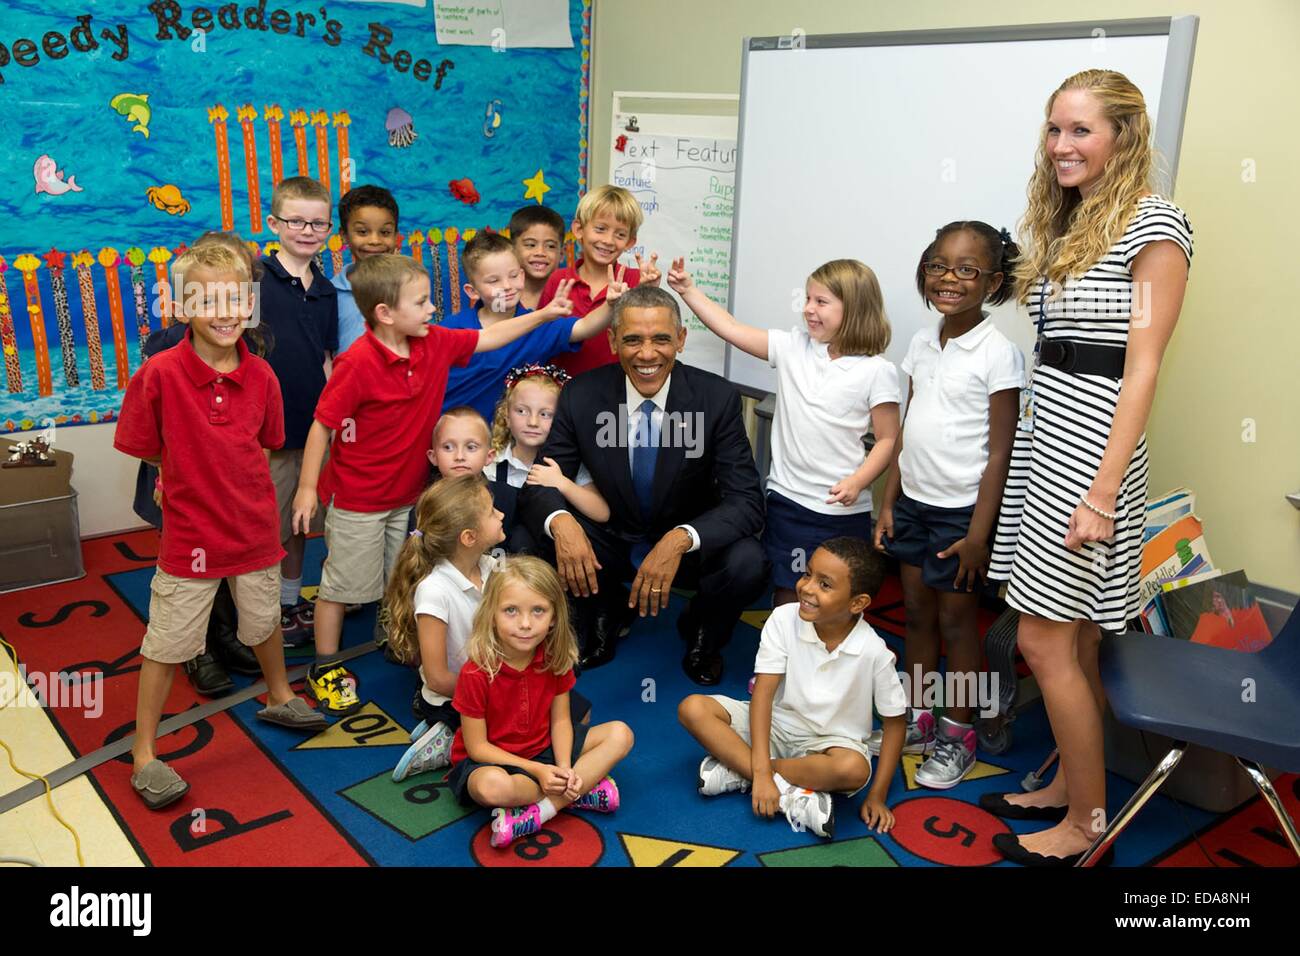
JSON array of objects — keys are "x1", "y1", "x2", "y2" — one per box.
[{"x1": 1080, "y1": 495, "x2": 1117, "y2": 521}]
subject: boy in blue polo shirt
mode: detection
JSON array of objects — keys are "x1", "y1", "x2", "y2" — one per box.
[
  {"x1": 260, "y1": 176, "x2": 338, "y2": 643},
  {"x1": 443, "y1": 232, "x2": 618, "y2": 423},
  {"x1": 333, "y1": 184, "x2": 401, "y2": 354}
]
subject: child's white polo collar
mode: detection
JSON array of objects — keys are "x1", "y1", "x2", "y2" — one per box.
[
  {"x1": 797, "y1": 616, "x2": 871, "y2": 658},
  {"x1": 925, "y1": 312, "x2": 996, "y2": 352}
]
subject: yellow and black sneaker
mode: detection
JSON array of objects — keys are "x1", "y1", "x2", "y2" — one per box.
[{"x1": 305, "y1": 663, "x2": 362, "y2": 716}]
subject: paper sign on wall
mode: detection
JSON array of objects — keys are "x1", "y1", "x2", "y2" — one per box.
[
  {"x1": 611, "y1": 126, "x2": 737, "y2": 376},
  {"x1": 435, "y1": 0, "x2": 573, "y2": 48}
]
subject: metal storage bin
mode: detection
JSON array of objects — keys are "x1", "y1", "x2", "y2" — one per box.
[{"x1": 0, "y1": 491, "x2": 86, "y2": 593}]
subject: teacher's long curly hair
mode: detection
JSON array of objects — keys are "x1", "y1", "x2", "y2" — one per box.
[{"x1": 1015, "y1": 69, "x2": 1160, "y2": 301}]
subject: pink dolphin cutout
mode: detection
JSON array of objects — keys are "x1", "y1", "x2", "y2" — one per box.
[{"x1": 34, "y1": 155, "x2": 83, "y2": 196}]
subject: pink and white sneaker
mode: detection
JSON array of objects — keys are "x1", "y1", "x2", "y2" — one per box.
[
  {"x1": 569, "y1": 776, "x2": 620, "y2": 813},
  {"x1": 490, "y1": 804, "x2": 543, "y2": 848}
]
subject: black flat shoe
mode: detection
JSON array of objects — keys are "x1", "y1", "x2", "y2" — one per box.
[
  {"x1": 184, "y1": 653, "x2": 234, "y2": 697},
  {"x1": 980, "y1": 791, "x2": 1069, "y2": 822},
  {"x1": 992, "y1": 832, "x2": 1113, "y2": 867}
]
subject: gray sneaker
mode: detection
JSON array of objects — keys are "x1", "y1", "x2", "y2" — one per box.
[
  {"x1": 913, "y1": 716, "x2": 977, "y2": 790},
  {"x1": 868, "y1": 708, "x2": 936, "y2": 756}
]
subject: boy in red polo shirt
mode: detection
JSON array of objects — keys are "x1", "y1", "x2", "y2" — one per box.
[
  {"x1": 115, "y1": 244, "x2": 328, "y2": 811},
  {"x1": 539, "y1": 185, "x2": 662, "y2": 375},
  {"x1": 292, "y1": 254, "x2": 573, "y2": 714}
]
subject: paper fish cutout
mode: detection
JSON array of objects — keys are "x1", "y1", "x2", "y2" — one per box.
[
  {"x1": 110, "y1": 92, "x2": 152, "y2": 138},
  {"x1": 33, "y1": 155, "x2": 82, "y2": 196},
  {"x1": 449, "y1": 178, "x2": 480, "y2": 206},
  {"x1": 146, "y1": 183, "x2": 191, "y2": 215}
]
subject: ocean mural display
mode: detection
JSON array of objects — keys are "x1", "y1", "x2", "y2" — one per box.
[{"x1": 0, "y1": 0, "x2": 592, "y2": 431}]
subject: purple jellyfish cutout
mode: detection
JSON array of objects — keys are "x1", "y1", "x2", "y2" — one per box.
[{"x1": 386, "y1": 107, "x2": 418, "y2": 148}]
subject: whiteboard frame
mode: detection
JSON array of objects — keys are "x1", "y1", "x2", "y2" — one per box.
[{"x1": 724, "y1": 16, "x2": 1199, "y2": 387}]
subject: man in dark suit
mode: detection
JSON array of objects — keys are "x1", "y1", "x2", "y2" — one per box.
[{"x1": 518, "y1": 285, "x2": 768, "y2": 685}]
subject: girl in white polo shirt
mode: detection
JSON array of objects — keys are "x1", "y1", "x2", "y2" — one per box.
[
  {"x1": 383, "y1": 474, "x2": 593, "y2": 782},
  {"x1": 872, "y1": 221, "x2": 1025, "y2": 789},
  {"x1": 668, "y1": 257, "x2": 900, "y2": 608}
]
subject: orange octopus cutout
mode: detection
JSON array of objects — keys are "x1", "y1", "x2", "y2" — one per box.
[{"x1": 146, "y1": 184, "x2": 191, "y2": 215}]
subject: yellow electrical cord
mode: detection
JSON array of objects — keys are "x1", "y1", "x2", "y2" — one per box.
[{"x1": 0, "y1": 635, "x2": 85, "y2": 866}]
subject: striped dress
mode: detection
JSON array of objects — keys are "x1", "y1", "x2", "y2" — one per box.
[{"x1": 988, "y1": 196, "x2": 1193, "y2": 631}]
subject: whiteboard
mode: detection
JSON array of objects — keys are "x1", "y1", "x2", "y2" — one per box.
[
  {"x1": 610, "y1": 93, "x2": 737, "y2": 377},
  {"x1": 726, "y1": 18, "x2": 1197, "y2": 396}
]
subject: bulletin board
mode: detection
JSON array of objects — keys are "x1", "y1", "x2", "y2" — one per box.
[{"x1": 0, "y1": 0, "x2": 594, "y2": 433}]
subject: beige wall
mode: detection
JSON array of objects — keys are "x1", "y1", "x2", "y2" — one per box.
[{"x1": 591, "y1": 0, "x2": 1300, "y2": 593}]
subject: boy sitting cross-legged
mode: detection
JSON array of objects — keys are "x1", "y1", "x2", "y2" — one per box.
[
  {"x1": 115, "y1": 243, "x2": 328, "y2": 810},
  {"x1": 292, "y1": 254, "x2": 571, "y2": 716},
  {"x1": 678, "y1": 536, "x2": 907, "y2": 838}
]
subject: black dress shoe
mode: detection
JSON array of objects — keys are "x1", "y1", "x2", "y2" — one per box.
[
  {"x1": 209, "y1": 625, "x2": 261, "y2": 676},
  {"x1": 578, "y1": 606, "x2": 618, "y2": 670},
  {"x1": 992, "y1": 832, "x2": 1113, "y2": 867},
  {"x1": 681, "y1": 628, "x2": 723, "y2": 686},
  {"x1": 979, "y1": 791, "x2": 1069, "y2": 822},
  {"x1": 184, "y1": 653, "x2": 234, "y2": 697}
]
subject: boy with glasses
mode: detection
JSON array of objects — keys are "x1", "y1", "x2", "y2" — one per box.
[{"x1": 262, "y1": 177, "x2": 339, "y2": 653}]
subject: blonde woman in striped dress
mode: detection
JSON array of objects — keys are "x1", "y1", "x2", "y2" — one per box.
[{"x1": 983, "y1": 70, "x2": 1193, "y2": 866}]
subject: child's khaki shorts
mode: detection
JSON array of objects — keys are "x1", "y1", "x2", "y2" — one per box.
[
  {"x1": 710, "y1": 695, "x2": 872, "y2": 795},
  {"x1": 318, "y1": 503, "x2": 414, "y2": 604},
  {"x1": 270, "y1": 448, "x2": 325, "y2": 540},
  {"x1": 142, "y1": 566, "x2": 279, "y2": 664}
]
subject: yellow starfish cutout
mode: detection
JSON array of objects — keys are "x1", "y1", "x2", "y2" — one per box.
[{"x1": 522, "y1": 168, "x2": 551, "y2": 204}]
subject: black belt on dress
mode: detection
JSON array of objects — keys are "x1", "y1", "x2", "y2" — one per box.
[{"x1": 1037, "y1": 339, "x2": 1126, "y2": 379}]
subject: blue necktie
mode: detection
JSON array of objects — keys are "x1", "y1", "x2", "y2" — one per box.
[{"x1": 631, "y1": 398, "x2": 660, "y2": 518}]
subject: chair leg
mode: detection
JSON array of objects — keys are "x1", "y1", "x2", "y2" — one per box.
[
  {"x1": 1236, "y1": 759, "x2": 1300, "y2": 862},
  {"x1": 1077, "y1": 743, "x2": 1187, "y2": 867}
]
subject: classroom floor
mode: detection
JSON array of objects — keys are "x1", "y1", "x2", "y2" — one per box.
[{"x1": 1, "y1": 529, "x2": 1296, "y2": 868}]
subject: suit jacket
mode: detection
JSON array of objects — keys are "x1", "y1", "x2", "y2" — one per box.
[{"x1": 518, "y1": 362, "x2": 764, "y2": 561}]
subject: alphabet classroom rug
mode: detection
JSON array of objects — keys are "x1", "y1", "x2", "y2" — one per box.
[{"x1": 2, "y1": 530, "x2": 1296, "y2": 868}]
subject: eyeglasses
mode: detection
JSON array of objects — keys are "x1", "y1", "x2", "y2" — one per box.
[
  {"x1": 922, "y1": 261, "x2": 998, "y2": 281},
  {"x1": 272, "y1": 215, "x2": 333, "y2": 233}
]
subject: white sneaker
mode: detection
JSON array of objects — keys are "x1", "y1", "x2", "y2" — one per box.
[
  {"x1": 392, "y1": 721, "x2": 455, "y2": 782},
  {"x1": 697, "y1": 756, "x2": 750, "y2": 796},
  {"x1": 780, "y1": 788, "x2": 834, "y2": 838}
]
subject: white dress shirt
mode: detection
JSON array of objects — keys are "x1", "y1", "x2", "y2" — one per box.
[{"x1": 544, "y1": 372, "x2": 700, "y2": 550}]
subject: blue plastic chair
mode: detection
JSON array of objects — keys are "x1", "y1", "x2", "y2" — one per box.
[
  {"x1": 1076, "y1": 606, "x2": 1300, "y2": 868},
  {"x1": 1079, "y1": 602, "x2": 1300, "y2": 866}
]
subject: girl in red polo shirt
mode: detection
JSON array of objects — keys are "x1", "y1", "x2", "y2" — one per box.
[{"x1": 447, "y1": 557, "x2": 635, "y2": 848}]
